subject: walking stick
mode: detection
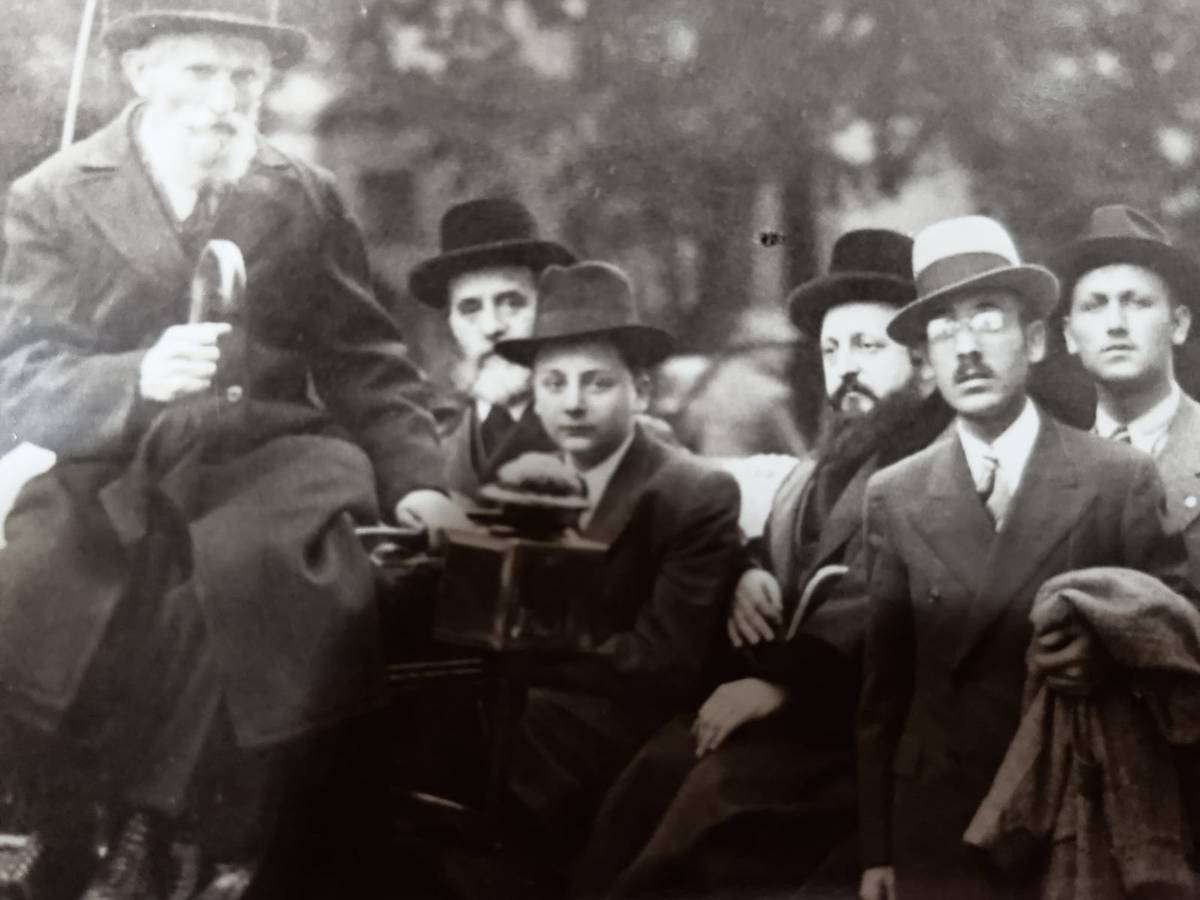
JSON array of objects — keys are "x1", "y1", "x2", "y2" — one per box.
[{"x1": 61, "y1": 0, "x2": 103, "y2": 149}]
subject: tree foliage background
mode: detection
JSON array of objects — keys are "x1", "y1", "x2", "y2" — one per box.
[{"x1": 3, "y1": 0, "x2": 1200, "y2": 356}]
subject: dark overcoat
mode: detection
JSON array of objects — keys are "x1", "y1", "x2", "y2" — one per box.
[
  {"x1": 508, "y1": 426, "x2": 742, "y2": 835},
  {"x1": 0, "y1": 104, "x2": 444, "y2": 746},
  {"x1": 857, "y1": 411, "x2": 1192, "y2": 896}
]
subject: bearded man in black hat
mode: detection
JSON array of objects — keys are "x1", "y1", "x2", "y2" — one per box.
[
  {"x1": 488, "y1": 261, "x2": 742, "y2": 857},
  {"x1": 1053, "y1": 205, "x2": 1200, "y2": 585},
  {"x1": 572, "y1": 229, "x2": 953, "y2": 900},
  {"x1": 409, "y1": 198, "x2": 576, "y2": 497},
  {"x1": 0, "y1": 2, "x2": 465, "y2": 897}
]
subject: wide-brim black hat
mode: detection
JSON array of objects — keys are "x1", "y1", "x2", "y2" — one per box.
[
  {"x1": 103, "y1": 6, "x2": 309, "y2": 68},
  {"x1": 1049, "y1": 205, "x2": 1200, "y2": 313},
  {"x1": 888, "y1": 215, "x2": 1059, "y2": 347},
  {"x1": 495, "y1": 262, "x2": 674, "y2": 368},
  {"x1": 409, "y1": 197, "x2": 576, "y2": 309},
  {"x1": 787, "y1": 229, "x2": 915, "y2": 337}
]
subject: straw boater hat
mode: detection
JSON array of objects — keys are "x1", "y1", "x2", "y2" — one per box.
[
  {"x1": 1049, "y1": 204, "x2": 1200, "y2": 313},
  {"x1": 887, "y1": 215, "x2": 1060, "y2": 347},
  {"x1": 786, "y1": 229, "x2": 915, "y2": 338},
  {"x1": 409, "y1": 198, "x2": 577, "y2": 309},
  {"x1": 102, "y1": 0, "x2": 310, "y2": 68},
  {"x1": 495, "y1": 261, "x2": 674, "y2": 368}
]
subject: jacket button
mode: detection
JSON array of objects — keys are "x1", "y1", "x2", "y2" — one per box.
[
  {"x1": 225, "y1": 385, "x2": 244, "y2": 403},
  {"x1": 928, "y1": 589, "x2": 941, "y2": 605}
]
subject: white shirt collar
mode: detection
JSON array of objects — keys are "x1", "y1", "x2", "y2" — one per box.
[
  {"x1": 475, "y1": 398, "x2": 529, "y2": 423},
  {"x1": 1094, "y1": 381, "x2": 1181, "y2": 458},
  {"x1": 956, "y1": 398, "x2": 1041, "y2": 494},
  {"x1": 573, "y1": 430, "x2": 637, "y2": 529}
]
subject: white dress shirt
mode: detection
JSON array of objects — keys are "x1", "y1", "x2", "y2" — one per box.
[
  {"x1": 956, "y1": 398, "x2": 1041, "y2": 503},
  {"x1": 1094, "y1": 381, "x2": 1181, "y2": 458},
  {"x1": 573, "y1": 431, "x2": 637, "y2": 530},
  {"x1": 475, "y1": 398, "x2": 530, "y2": 424}
]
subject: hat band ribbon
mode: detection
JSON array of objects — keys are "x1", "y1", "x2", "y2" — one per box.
[{"x1": 916, "y1": 252, "x2": 1014, "y2": 297}]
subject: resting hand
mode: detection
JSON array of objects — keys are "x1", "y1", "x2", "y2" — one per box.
[
  {"x1": 727, "y1": 568, "x2": 783, "y2": 647},
  {"x1": 139, "y1": 323, "x2": 231, "y2": 402},
  {"x1": 1031, "y1": 617, "x2": 1111, "y2": 696},
  {"x1": 692, "y1": 677, "x2": 788, "y2": 757},
  {"x1": 394, "y1": 490, "x2": 474, "y2": 551},
  {"x1": 859, "y1": 865, "x2": 896, "y2": 900}
]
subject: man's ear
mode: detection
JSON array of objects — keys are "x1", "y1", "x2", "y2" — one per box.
[
  {"x1": 909, "y1": 349, "x2": 937, "y2": 399},
  {"x1": 1171, "y1": 304, "x2": 1192, "y2": 347},
  {"x1": 120, "y1": 48, "x2": 152, "y2": 96},
  {"x1": 1026, "y1": 319, "x2": 1048, "y2": 364},
  {"x1": 632, "y1": 371, "x2": 652, "y2": 414},
  {"x1": 1062, "y1": 316, "x2": 1079, "y2": 356}
]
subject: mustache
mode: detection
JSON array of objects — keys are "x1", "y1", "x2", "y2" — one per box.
[
  {"x1": 954, "y1": 360, "x2": 995, "y2": 384},
  {"x1": 830, "y1": 376, "x2": 878, "y2": 408}
]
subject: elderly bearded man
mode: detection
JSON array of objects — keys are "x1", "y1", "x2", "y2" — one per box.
[
  {"x1": 0, "y1": 2, "x2": 465, "y2": 897},
  {"x1": 573, "y1": 230, "x2": 953, "y2": 900}
]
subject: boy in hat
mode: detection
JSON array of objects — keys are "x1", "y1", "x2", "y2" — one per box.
[
  {"x1": 856, "y1": 216, "x2": 1191, "y2": 900},
  {"x1": 1055, "y1": 205, "x2": 1200, "y2": 584},
  {"x1": 409, "y1": 197, "x2": 576, "y2": 497},
  {"x1": 573, "y1": 230, "x2": 953, "y2": 899},
  {"x1": 0, "y1": 2, "x2": 464, "y2": 896},
  {"x1": 491, "y1": 261, "x2": 742, "y2": 851}
]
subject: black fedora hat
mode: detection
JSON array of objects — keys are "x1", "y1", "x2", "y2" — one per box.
[
  {"x1": 1050, "y1": 205, "x2": 1200, "y2": 313},
  {"x1": 787, "y1": 229, "x2": 915, "y2": 337},
  {"x1": 409, "y1": 198, "x2": 577, "y2": 309},
  {"x1": 103, "y1": 0, "x2": 309, "y2": 68},
  {"x1": 495, "y1": 262, "x2": 674, "y2": 368}
]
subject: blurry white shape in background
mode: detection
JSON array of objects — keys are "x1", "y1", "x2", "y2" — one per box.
[
  {"x1": 711, "y1": 454, "x2": 799, "y2": 539},
  {"x1": 0, "y1": 444, "x2": 56, "y2": 549}
]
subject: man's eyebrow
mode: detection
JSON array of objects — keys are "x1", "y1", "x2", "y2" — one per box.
[{"x1": 495, "y1": 290, "x2": 529, "y2": 302}]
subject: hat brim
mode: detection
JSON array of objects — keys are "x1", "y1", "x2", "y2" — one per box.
[
  {"x1": 1050, "y1": 236, "x2": 1200, "y2": 314},
  {"x1": 409, "y1": 240, "x2": 577, "y2": 309},
  {"x1": 786, "y1": 272, "x2": 915, "y2": 337},
  {"x1": 103, "y1": 12, "x2": 309, "y2": 68},
  {"x1": 887, "y1": 265, "x2": 1060, "y2": 347},
  {"x1": 495, "y1": 325, "x2": 675, "y2": 369}
]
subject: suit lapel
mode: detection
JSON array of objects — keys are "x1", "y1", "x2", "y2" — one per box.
[
  {"x1": 763, "y1": 458, "x2": 816, "y2": 597},
  {"x1": 1158, "y1": 393, "x2": 1200, "y2": 534},
  {"x1": 811, "y1": 456, "x2": 876, "y2": 571},
  {"x1": 908, "y1": 436, "x2": 996, "y2": 595},
  {"x1": 213, "y1": 145, "x2": 301, "y2": 262},
  {"x1": 951, "y1": 415, "x2": 1086, "y2": 668},
  {"x1": 582, "y1": 428, "x2": 666, "y2": 546},
  {"x1": 66, "y1": 106, "x2": 191, "y2": 293},
  {"x1": 443, "y1": 406, "x2": 481, "y2": 496}
]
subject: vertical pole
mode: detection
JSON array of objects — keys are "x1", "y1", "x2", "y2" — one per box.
[
  {"x1": 269, "y1": 0, "x2": 281, "y2": 23},
  {"x1": 61, "y1": 0, "x2": 102, "y2": 150}
]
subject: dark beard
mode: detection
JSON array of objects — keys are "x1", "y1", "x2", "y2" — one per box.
[{"x1": 815, "y1": 386, "x2": 952, "y2": 478}]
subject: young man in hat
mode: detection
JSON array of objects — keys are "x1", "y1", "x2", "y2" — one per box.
[
  {"x1": 1055, "y1": 205, "x2": 1200, "y2": 585},
  {"x1": 409, "y1": 197, "x2": 576, "y2": 497},
  {"x1": 491, "y1": 261, "x2": 742, "y2": 853},
  {"x1": 0, "y1": 2, "x2": 465, "y2": 896},
  {"x1": 856, "y1": 216, "x2": 1191, "y2": 900},
  {"x1": 573, "y1": 230, "x2": 953, "y2": 900}
]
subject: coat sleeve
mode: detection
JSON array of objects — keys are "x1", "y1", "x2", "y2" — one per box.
[
  {"x1": 303, "y1": 175, "x2": 445, "y2": 511},
  {"x1": 1122, "y1": 455, "x2": 1198, "y2": 601},
  {"x1": 856, "y1": 475, "x2": 916, "y2": 869},
  {"x1": 587, "y1": 467, "x2": 742, "y2": 704},
  {"x1": 0, "y1": 174, "x2": 147, "y2": 456}
]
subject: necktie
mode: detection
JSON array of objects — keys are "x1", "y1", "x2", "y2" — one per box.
[
  {"x1": 181, "y1": 183, "x2": 223, "y2": 258},
  {"x1": 1110, "y1": 425, "x2": 1132, "y2": 445},
  {"x1": 480, "y1": 404, "x2": 516, "y2": 459},
  {"x1": 976, "y1": 453, "x2": 1011, "y2": 531}
]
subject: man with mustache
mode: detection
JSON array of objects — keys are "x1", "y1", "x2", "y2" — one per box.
[
  {"x1": 0, "y1": 2, "x2": 464, "y2": 897},
  {"x1": 1053, "y1": 205, "x2": 1200, "y2": 584},
  {"x1": 856, "y1": 216, "x2": 1191, "y2": 900},
  {"x1": 573, "y1": 230, "x2": 953, "y2": 900},
  {"x1": 409, "y1": 197, "x2": 576, "y2": 498}
]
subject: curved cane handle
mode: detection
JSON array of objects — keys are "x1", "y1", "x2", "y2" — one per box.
[{"x1": 188, "y1": 239, "x2": 246, "y2": 324}]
